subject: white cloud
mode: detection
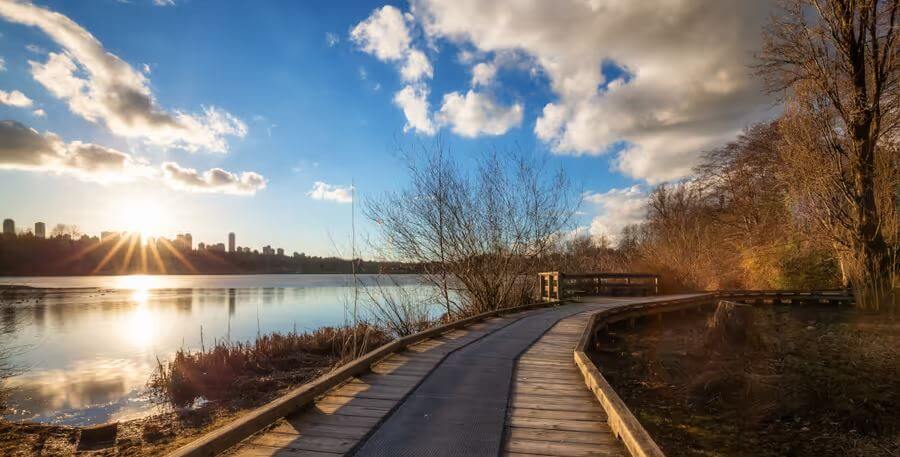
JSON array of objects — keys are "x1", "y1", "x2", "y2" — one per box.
[
  {"x1": 401, "y1": 49, "x2": 433, "y2": 82},
  {"x1": 411, "y1": 0, "x2": 776, "y2": 182},
  {"x1": 0, "y1": 119, "x2": 151, "y2": 183},
  {"x1": 352, "y1": 5, "x2": 434, "y2": 87},
  {"x1": 161, "y1": 162, "x2": 266, "y2": 195},
  {"x1": 0, "y1": 1, "x2": 246, "y2": 153},
  {"x1": 0, "y1": 89, "x2": 33, "y2": 107},
  {"x1": 325, "y1": 32, "x2": 340, "y2": 47},
  {"x1": 153, "y1": 0, "x2": 176, "y2": 6},
  {"x1": 32, "y1": 108, "x2": 46, "y2": 117},
  {"x1": 0, "y1": 120, "x2": 265, "y2": 194},
  {"x1": 470, "y1": 62, "x2": 496, "y2": 87},
  {"x1": 0, "y1": 57, "x2": 6, "y2": 71},
  {"x1": 583, "y1": 185, "x2": 648, "y2": 243},
  {"x1": 393, "y1": 85, "x2": 435, "y2": 134},
  {"x1": 307, "y1": 181, "x2": 353, "y2": 204},
  {"x1": 437, "y1": 90, "x2": 522, "y2": 137},
  {"x1": 351, "y1": 6, "x2": 412, "y2": 61}
]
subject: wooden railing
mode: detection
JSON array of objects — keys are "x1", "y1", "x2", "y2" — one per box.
[
  {"x1": 539, "y1": 271, "x2": 660, "y2": 301},
  {"x1": 717, "y1": 289, "x2": 853, "y2": 305}
]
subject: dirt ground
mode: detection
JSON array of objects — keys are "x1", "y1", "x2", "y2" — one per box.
[{"x1": 592, "y1": 304, "x2": 900, "y2": 457}]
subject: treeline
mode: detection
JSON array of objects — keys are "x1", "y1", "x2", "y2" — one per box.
[
  {"x1": 0, "y1": 234, "x2": 418, "y2": 275},
  {"x1": 558, "y1": 122, "x2": 851, "y2": 292}
]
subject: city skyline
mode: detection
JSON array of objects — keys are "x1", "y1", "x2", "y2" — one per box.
[{"x1": 2, "y1": 216, "x2": 297, "y2": 257}]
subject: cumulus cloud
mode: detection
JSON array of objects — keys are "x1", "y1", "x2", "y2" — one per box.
[
  {"x1": 0, "y1": 120, "x2": 265, "y2": 194},
  {"x1": 583, "y1": 185, "x2": 648, "y2": 243},
  {"x1": 32, "y1": 108, "x2": 46, "y2": 117},
  {"x1": 351, "y1": 5, "x2": 433, "y2": 85},
  {"x1": 0, "y1": 89, "x2": 33, "y2": 107},
  {"x1": 401, "y1": 49, "x2": 433, "y2": 82},
  {"x1": 437, "y1": 90, "x2": 522, "y2": 137},
  {"x1": 0, "y1": 119, "x2": 151, "y2": 183},
  {"x1": 307, "y1": 181, "x2": 353, "y2": 204},
  {"x1": 0, "y1": 1, "x2": 246, "y2": 153},
  {"x1": 351, "y1": 6, "x2": 413, "y2": 61},
  {"x1": 394, "y1": 85, "x2": 436, "y2": 134},
  {"x1": 470, "y1": 62, "x2": 496, "y2": 87},
  {"x1": 161, "y1": 162, "x2": 266, "y2": 195},
  {"x1": 411, "y1": 0, "x2": 776, "y2": 182}
]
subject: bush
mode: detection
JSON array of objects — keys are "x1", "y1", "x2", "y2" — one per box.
[{"x1": 148, "y1": 324, "x2": 391, "y2": 407}]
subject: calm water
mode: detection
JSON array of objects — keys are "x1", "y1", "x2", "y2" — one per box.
[{"x1": 0, "y1": 274, "x2": 429, "y2": 426}]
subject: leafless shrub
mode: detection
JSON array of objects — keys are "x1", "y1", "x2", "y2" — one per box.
[
  {"x1": 360, "y1": 275, "x2": 440, "y2": 337},
  {"x1": 366, "y1": 141, "x2": 578, "y2": 317}
]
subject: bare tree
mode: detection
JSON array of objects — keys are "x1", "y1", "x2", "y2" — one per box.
[
  {"x1": 758, "y1": 0, "x2": 899, "y2": 308},
  {"x1": 366, "y1": 142, "x2": 578, "y2": 317}
]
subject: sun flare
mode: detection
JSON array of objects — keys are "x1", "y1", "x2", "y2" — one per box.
[{"x1": 114, "y1": 198, "x2": 167, "y2": 242}]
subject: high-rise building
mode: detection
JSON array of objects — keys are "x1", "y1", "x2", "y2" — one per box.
[
  {"x1": 34, "y1": 222, "x2": 46, "y2": 238},
  {"x1": 3, "y1": 219, "x2": 15, "y2": 236},
  {"x1": 228, "y1": 232, "x2": 235, "y2": 253},
  {"x1": 175, "y1": 233, "x2": 192, "y2": 251}
]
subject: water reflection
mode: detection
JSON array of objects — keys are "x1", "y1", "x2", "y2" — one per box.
[{"x1": 0, "y1": 274, "x2": 428, "y2": 426}]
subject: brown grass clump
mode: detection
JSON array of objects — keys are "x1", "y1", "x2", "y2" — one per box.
[{"x1": 149, "y1": 324, "x2": 391, "y2": 408}]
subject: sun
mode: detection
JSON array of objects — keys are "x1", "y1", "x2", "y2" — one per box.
[{"x1": 115, "y1": 197, "x2": 167, "y2": 242}]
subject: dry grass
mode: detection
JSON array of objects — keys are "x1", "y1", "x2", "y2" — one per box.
[
  {"x1": 593, "y1": 304, "x2": 900, "y2": 456},
  {"x1": 148, "y1": 324, "x2": 391, "y2": 408}
]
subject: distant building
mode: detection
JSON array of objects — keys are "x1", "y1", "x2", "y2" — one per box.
[
  {"x1": 3, "y1": 219, "x2": 14, "y2": 236},
  {"x1": 198, "y1": 242, "x2": 206, "y2": 250},
  {"x1": 276, "y1": 248, "x2": 284, "y2": 256},
  {"x1": 34, "y1": 222, "x2": 46, "y2": 238},
  {"x1": 228, "y1": 232, "x2": 235, "y2": 252},
  {"x1": 262, "y1": 245, "x2": 274, "y2": 255},
  {"x1": 210, "y1": 242, "x2": 226, "y2": 252},
  {"x1": 174, "y1": 233, "x2": 192, "y2": 251}
]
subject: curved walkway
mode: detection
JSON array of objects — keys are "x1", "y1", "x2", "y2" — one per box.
[{"x1": 228, "y1": 296, "x2": 683, "y2": 457}]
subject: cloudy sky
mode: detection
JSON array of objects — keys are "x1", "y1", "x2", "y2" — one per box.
[{"x1": 0, "y1": 0, "x2": 778, "y2": 256}]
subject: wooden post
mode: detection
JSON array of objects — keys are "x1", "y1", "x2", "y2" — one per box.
[{"x1": 556, "y1": 272, "x2": 564, "y2": 300}]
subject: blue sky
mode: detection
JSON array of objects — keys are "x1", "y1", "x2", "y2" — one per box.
[{"x1": 0, "y1": 0, "x2": 776, "y2": 257}]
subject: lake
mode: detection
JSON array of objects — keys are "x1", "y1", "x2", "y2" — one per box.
[{"x1": 0, "y1": 274, "x2": 430, "y2": 426}]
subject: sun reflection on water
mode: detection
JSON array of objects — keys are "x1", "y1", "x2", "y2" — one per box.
[{"x1": 116, "y1": 275, "x2": 160, "y2": 349}]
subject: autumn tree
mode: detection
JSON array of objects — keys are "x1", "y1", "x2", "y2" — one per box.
[{"x1": 759, "y1": 0, "x2": 899, "y2": 308}]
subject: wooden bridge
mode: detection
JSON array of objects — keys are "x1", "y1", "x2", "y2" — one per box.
[{"x1": 168, "y1": 275, "x2": 852, "y2": 457}]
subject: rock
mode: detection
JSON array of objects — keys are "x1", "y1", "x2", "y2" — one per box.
[{"x1": 77, "y1": 422, "x2": 117, "y2": 450}]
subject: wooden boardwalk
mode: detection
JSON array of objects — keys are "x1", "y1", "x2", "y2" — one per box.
[
  {"x1": 505, "y1": 311, "x2": 625, "y2": 457},
  {"x1": 226, "y1": 297, "x2": 659, "y2": 457}
]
